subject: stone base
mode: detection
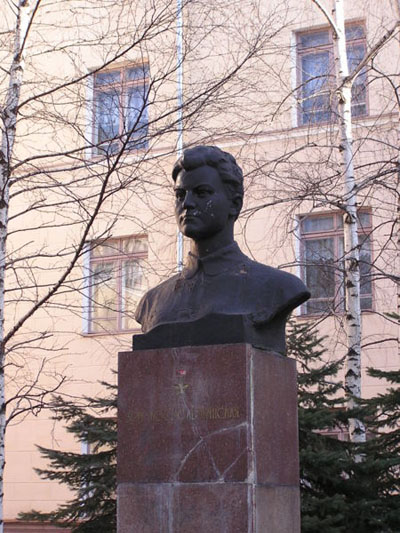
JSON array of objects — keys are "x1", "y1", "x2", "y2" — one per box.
[
  {"x1": 118, "y1": 483, "x2": 300, "y2": 533},
  {"x1": 118, "y1": 343, "x2": 300, "y2": 532}
]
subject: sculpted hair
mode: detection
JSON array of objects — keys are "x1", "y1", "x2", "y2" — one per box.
[{"x1": 172, "y1": 146, "x2": 244, "y2": 205}]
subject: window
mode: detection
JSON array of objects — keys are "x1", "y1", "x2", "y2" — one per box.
[
  {"x1": 297, "y1": 24, "x2": 367, "y2": 125},
  {"x1": 300, "y1": 211, "x2": 372, "y2": 315},
  {"x1": 93, "y1": 64, "x2": 149, "y2": 155},
  {"x1": 88, "y1": 236, "x2": 148, "y2": 333}
]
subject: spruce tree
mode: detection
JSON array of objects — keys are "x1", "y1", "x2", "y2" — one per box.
[
  {"x1": 287, "y1": 321, "x2": 352, "y2": 533},
  {"x1": 289, "y1": 318, "x2": 400, "y2": 532},
  {"x1": 19, "y1": 382, "x2": 117, "y2": 533},
  {"x1": 336, "y1": 315, "x2": 400, "y2": 532},
  {"x1": 346, "y1": 363, "x2": 400, "y2": 532}
]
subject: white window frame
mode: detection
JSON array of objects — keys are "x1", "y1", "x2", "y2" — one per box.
[
  {"x1": 91, "y1": 63, "x2": 150, "y2": 157},
  {"x1": 84, "y1": 235, "x2": 148, "y2": 334},
  {"x1": 296, "y1": 22, "x2": 368, "y2": 126},
  {"x1": 299, "y1": 211, "x2": 373, "y2": 316}
]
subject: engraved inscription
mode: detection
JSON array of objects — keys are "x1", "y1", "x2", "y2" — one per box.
[{"x1": 131, "y1": 406, "x2": 241, "y2": 423}]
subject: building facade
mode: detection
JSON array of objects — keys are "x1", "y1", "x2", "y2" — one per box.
[{"x1": 1, "y1": 0, "x2": 399, "y2": 529}]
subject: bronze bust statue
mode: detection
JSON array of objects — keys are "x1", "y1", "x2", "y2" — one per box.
[{"x1": 134, "y1": 146, "x2": 310, "y2": 353}]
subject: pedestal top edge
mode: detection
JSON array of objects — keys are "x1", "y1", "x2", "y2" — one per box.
[{"x1": 119, "y1": 343, "x2": 287, "y2": 359}]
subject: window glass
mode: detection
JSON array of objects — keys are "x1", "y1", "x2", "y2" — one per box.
[
  {"x1": 94, "y1": 71, "x2": 121, "y2": 86},
  {"x1": 88, "y1": 236, "x2": 148, "y2": 332},
  {"x1": 127, "y1": 64, "x2": 150, "y2": 81},
  {"x1": 358, "y1": 211, "x2": 371, "y2": 228},
  {"x1": 301, "y1": 212, "x2": 372, "y2": 315},
  {"x1": 121, "y1": 260, "x2": 144, "y2": 330},
  {"x1": 125, "y1": 86, "x2": 148, "y2": 131},
  {"x1": 301, "y1": 51, "x2": 332, "y2": 123},
  {"x1": 345, "y1": 25, "x2": 365, "y2": 41},
  {"x1": 360, "y1": 296, "x2": 372, "y2": 310},
  {"x1": 91, "y1": 262, "x2": 118, "y2": 332},
  {"x1": 122, "y1": 236, "x2": 148, "y2": 255},
  {"x1": 348, "y1": 42, "x2": 367, "y2": 116},
  {"x1": 301, "y1": 215, "x2": 334, "y2": 233},
  {"x1": 299, "y1": 31, "x2": 330, "y2": 48},
  {"x1": 359, "y1": 236, "x2": 372, "y2": 296},
  {"x1": 92, "y1": 241, "x2": 120, "y2": 258},
  {"x1": 93, "y1": 65, "x2": 149, "y2": 155},
  {"x1": 347, "y1": 43, "x2": 366, "y2": 72},
  {"x1": 306, "y1": 299, "x2": 334, "y2": 314},
  {"x1": 297, "y1": 24, "x2": 367, "y2": 124},
  {"x1": 95, "y1": 90, "x2": 120, "y2": 144},
  {"x1": 304, "y1": 237, "x2": 335, "y2": 299}
]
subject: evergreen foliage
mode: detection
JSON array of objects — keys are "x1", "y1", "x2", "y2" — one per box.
[
  {"x1": 352, "y1": 361, "x2": 400, "y2": 531},
  {"x1": 287, "y1": 321, "x2": 352, "y2": 532},
  {"x1": 19, "y1": 382, "x2": 117, "y2": 533},
  {"x1": 343, "y1": 315, "x2": 400, "y2": 531},
  {"x1": 20, "y1": 323, "x2": 400, "y2": 532},
  {"x1": 288, "y1": 320, "x2": 400, "y2": 532}
]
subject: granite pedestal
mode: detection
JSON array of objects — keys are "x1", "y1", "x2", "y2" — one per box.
[{"x1": 117, "y1": 343, "x2": 300, "y2": 533}]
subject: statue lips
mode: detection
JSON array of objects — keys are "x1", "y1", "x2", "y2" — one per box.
[
  {"x1": 181, "y1": 214, "x2": 197, "y2": 222},
  {"x1": 179, "y1": 211, "x2": 201, "y2": 226}
]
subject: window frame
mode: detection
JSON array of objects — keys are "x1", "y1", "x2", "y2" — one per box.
[
  {"x1": 92, "y1": 63, "x2": 149, "y2": 156},
  {"x1": 87, "y1": 235, "x2": 148, "y2": 334},
  {"x1": 296, "y1": 22, "x2": 368, "y2": 126},
  {"x1": 299, "y1": 211, "x2": 373, "y2": 316}
]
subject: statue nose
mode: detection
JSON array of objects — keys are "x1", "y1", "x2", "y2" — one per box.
[{"x1": 183, "y1": 191, "x2": 195, "y2": 208}]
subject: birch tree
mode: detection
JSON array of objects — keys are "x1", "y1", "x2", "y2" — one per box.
[
  {"x1": 0, "y1": 2, "x2": 42, "y2": 528},
  {"x1": 225, "y1": 0, "x2": 399, "y2": 449},
  {"x1": 298, "y1": 0, "x2": 400, "y2": 443}
]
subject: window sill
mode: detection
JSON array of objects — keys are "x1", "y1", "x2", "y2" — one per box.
[
  {"x1": 88, "y1": 144, "x2": 149, "y2": 161},
  {"x1": 295, "y1": 111, "x2": 369, "y2": 130},
  {"x1": 296, "y1": 308, "x2": 374, "y2": 320},
  {"x1": 81, "y1": 328, "x2": 142, "y2": 337}
]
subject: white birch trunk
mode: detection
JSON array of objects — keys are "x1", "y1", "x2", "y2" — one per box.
[
  {"x1": 0, "y1": 2, "x2": 38, "y2": 530},
  {"x1": 311, "y1": 0, "x2": 400, "y2": 443},
  {"x1": 396, "y1": 1, "x2": 400, "y2": 366},
  {"x1": 397, "y1": 156, "x2": 400, "y2": 362},
  {"x1": 332, "y1": 0, "x2": 365, "y2": 443}
]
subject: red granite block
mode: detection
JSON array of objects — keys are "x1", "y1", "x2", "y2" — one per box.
[
  {"x1": 118, "y1": 483, "x2": 250, "y2": 533},
  {"x1": 118, "y1": 483, "x2": 167, "y2": 533},
  {"x1": 173, "y1": 483, "x2": 250, "y2": 532},
  {"x1": 118, "y1": 483, "x2": 300, "y2": 532},
  {"x1": 253, "y1": 350, "x2": 299, "y2": 485},
  {"x1": 118, "y1": 344, "x2": 300, "y2": 532},
  {"x1": 118, "y1": 344, "x2": 249, "y2": 483},
  {"x1": 255, "y1": 485, "x2": 301, "y2": 533}
]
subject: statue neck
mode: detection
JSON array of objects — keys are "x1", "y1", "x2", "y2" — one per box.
[{"x1": 190, "y1": 223, "x2": 235, "y2": 258}]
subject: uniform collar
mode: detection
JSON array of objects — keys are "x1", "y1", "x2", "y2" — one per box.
[{"x1": 182, "y1": 242, "x2": 247, "y2": 279}]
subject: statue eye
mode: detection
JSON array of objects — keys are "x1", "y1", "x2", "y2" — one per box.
[
  {"x1": 195, "y1": 188, "x2": 212, "y2": 198},
  {"x1": 175, "y1": 190, "x2": 185, "y2": 201}
]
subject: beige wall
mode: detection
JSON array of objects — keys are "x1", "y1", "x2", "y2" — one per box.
[{"x1": 2, "y1": 0, "x2": 399, "y2": 523}]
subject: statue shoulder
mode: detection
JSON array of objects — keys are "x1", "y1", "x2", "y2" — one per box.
[
  {"x1": 135, "y1": 274, "x2": 180, "y2": 327},
  {"x1": 245, "y1": 260, "x2": 310, "y2": 323}
]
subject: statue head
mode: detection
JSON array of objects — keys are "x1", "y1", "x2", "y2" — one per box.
[
  {"x1": 171, "y1": 146, "x2": 244, "y2": 243},
  {"x1": 172, "y1": 146, "x2": 244, "y2": 219}
]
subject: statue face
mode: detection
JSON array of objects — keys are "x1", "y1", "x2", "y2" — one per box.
[{"x1": 174, "y1": 165, "x2": 233, "y2": 240}]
